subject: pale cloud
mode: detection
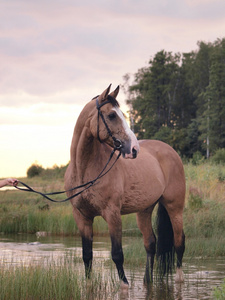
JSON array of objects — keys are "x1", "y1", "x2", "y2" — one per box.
[
  {"x1": 0, "y1": 102, "x2": 82, "y2": 125},
  {"x1": 1, "y1": 0, "x2": 224, "y2": 103},
  {"x1": 0, "y1": 0, "x2": 225, "y2": 177},
  {"x1": 185, "y1": 0, "x2": 222, "y2": 8}
]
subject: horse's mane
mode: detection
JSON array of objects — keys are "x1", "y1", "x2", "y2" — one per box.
[{"x1": 92, "y1": 95, "x2": 120, "y2": 108}]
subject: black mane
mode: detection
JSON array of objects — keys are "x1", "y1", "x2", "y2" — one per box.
[{"x1": 92, "y1": 95, "x2": 120, "y2": 107}]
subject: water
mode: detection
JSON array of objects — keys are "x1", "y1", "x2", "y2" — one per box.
[{"x1": 0, "y1": 234, "x2": 224, "y2": 299}]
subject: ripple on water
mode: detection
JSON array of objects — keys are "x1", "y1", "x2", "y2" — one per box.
[{"x1": 0, "y1": 235, "x2": 224, "y2": 299}]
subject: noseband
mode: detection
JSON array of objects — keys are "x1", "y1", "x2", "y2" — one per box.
[{"x1": 96, "y1": 96, "x2": 123, "y2": 150}]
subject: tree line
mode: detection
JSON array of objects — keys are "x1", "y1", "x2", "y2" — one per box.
[{"x1": 123, "y1": 38, "x2": 225, "y2": 159}]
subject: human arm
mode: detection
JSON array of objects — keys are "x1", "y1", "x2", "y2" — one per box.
[{"x1": 0, "y1": 178, "x2": 18, "y2": 188}]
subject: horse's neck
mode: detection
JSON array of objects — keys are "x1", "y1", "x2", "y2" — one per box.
[
  {"x1": 77, "y1": 127, "x2": 93, "y2": 170},
  {"x1": 70, "y1": 103, "x2": 92, "y2": 167},
  {"x1": 70, "y1": 122, "x2": 104, "y2": 183}
]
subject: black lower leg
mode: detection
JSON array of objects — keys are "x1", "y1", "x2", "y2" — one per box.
[
  {"x1": 176, "y1": 232, "x2": 185, "y2": 269},
  {"x1": 111, "y1": 237, "x2": 128, "y2": 284},
  {"x1": 144, "y1": 235, "x2": 156, "y2": 284},
  {"x1": 82, "y1": 236, "x2": 93, "y2": 278}
]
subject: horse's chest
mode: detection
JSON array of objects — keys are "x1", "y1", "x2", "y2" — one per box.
[{"x1": 77, "y1": 187, "x2": 108, "y2": 214}]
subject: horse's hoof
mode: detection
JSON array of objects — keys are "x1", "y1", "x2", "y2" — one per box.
[
  {"x1": 143, "y1": 279, "x2": 153, "y2": 286},
  {"x1": 143, "y1": 274, "x2": 153, "y2": 285},
  {"x1": 120, "y1": 281, "x2": 129, "y2": 291},
  {"x1": 175, "y1": 268, "x2": 184, "y2": 283}
]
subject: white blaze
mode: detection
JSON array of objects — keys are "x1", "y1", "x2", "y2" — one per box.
[{"x1": 113, "y1": 107, "x2": 140, "y2": 158}]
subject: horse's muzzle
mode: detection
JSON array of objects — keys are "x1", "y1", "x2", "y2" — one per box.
[
  {"x1": 132, "y1": 147, "x2": 138, "y2": 158},
  {"x1": 121, "y1": 144, "x2": 139, "y2": 159}
]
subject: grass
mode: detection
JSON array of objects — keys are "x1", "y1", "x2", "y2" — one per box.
[
  {"x1": 0, "y1": 162, "x2": 225, "y2": 258},
  {"x1": 0, "y1": 253, "x2": 120, "y2": 300},
  {"x1": 214, "y1": 279, "x2": 225, "y2": 300},
  {"x1": 1, "y1": 162, "x2": 224, "y2": 299},
  {"x1": 0, "y1": 175, "x2": 139, "y2": 236}
]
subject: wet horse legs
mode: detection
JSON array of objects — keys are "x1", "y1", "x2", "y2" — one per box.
[
  {"x1": 163, "y1": 205, "x2": 185, "y2": 283},
  {"x1": 103, "y1": 209, "x2": 129, "y2": 285},
  {"x1": 82, "y1": 235, "x2": 93, "y2": 278},
  {"x1": 73, "y1": 208, "x2": 94, "y2": 278},
  {"x1": 110, "y1": 236, "x2": 128, "y2": 284},
  {"x1": 136, "y1": 207, "x2": 156, "y2": 284}
]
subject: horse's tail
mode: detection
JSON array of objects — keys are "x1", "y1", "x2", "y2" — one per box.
[{"x1": 156, "y1": 202, "x2": 175, "y2": 278}]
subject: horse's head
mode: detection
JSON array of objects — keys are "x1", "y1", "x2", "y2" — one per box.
[{"x1": 90, "y1": 85, "x2": 139, "y2": 159}]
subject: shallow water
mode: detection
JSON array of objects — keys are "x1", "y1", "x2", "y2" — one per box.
[{"x1": 0, "y1": 234, "x2": 224, "y2": 299}]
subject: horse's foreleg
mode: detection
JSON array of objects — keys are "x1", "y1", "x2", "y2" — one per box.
[
  {"x1": 73, "y1": 208, "x2": 93, "y2": 279},
  {"x1": 103, "y1": 210, "x2": 128, "y2": 286},
  {"x1": 82, "y1": 235, "x2": 93, "y2": 278},
  {"x1": 136, "y1": 207, "x2": 156, "y2": 284}
]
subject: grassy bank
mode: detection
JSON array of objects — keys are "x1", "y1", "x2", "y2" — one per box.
[
  {"x1": 0, "y1": 253, "x2": 120, "y2": 300},
  {"x1": 184, "y1": 162, "x2": 225, "y2": 257},
  {"x1": 0, "y1": 162, "x2": 225, "y2": 258}
]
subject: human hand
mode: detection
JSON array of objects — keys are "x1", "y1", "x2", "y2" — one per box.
[{"x1": 6, "y1": 178, "x2": 18, "y2": 186}]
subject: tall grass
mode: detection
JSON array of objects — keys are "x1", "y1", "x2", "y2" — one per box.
[
  {"x1": 214, "y1": 279, "x2": 225, "y2": 300},
  {"x1": 1, "y1": 162, "x2": 225, "y2": 257},
  {"x1": 0, "y1": 253, "x2": 120, "y2": 300}
]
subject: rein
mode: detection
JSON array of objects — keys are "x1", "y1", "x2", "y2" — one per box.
[
  {"x1": 14, "y1": 96, "x2": 122, "y2": 202},
  {"x1": 14, "y1": 149, "x2": 121, "y2": 202}
]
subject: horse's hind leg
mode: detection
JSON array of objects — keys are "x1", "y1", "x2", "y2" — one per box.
[
  {"x1": 163, "y1": 203, "x2": 185, "y2": 283},
  {"x1": 136, "y1": 206, "x2": 156, "y2": 284}
]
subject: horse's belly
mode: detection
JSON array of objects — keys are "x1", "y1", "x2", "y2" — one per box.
[
  {"x1": 121, "y1": 188, "x2": 162, "y2": 214},
  {"x1": 120, "y1": 154, "x2": 165, "y2": 214},
  {"x1": 121, "y1": 175, "x2": 164, "y2": 214}
]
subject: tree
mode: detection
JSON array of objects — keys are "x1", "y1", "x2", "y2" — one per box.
[
  {"x1": 198, "y1": 39, "x2": 225, "y2": 156},
  {"x1": 123, "y1": 38, "x2": 225, "y2": 158},
  {"x1": 129, "y1": 51, "x2": 183, "y2": 138},
  {"x1": 27, "y1": 163, "x2": 44, "y2": 177}
]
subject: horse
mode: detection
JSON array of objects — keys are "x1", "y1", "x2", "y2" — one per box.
[{"x1": 64, "y1": 84, "x2": 185, "y2": 287}]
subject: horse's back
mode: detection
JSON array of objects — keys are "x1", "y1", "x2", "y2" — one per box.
[
  {"x1": 139, "y1": 139, "x2": 180, "y2": 161},
  {"x1": 139, "y1": 139, "x2": 185, "y2": 204}
]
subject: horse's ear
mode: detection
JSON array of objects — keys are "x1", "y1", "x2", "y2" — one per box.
[
  {"x1": 109, "y1": 85, "x2": 119, "y2": 99},
  {"x1": 98, "y1": 84, "x2": 112, "y2": 104}
]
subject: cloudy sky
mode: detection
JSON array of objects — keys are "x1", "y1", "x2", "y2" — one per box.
[{"x1": 1, "y1": 0, "x2": 225, "y2": 178}]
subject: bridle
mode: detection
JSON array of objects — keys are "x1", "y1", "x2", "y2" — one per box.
[
  {"x1": 14, "y1": 96, "x2": 122, "y2": 202},
  {"x1": 96, "y1": 95, "x2": 123, "y2": 150}
]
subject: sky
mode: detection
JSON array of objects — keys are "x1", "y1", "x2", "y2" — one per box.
[{"x1": 1, "y1": 0, "x2": 225, "y2": 178}]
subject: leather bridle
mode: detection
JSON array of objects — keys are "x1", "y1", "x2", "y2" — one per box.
[
  {"x1": 14, "y1": 96, "x2": 122, "y2": 202},
  {"x1": 96, "y1": 95, "x2": 123, "y2": 150}
]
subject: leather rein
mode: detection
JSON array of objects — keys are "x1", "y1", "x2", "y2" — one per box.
[{"x1": 14, "y1": 96, "x2": 122, "y2": 202}]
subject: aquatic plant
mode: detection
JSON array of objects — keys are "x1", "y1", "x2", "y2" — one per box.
[
  {"x1": 213, "y1": 278, "x2": 225, "y2": 300},
  {"x1": 0, "y1": 253, "x2": 120, "y2": 300}
]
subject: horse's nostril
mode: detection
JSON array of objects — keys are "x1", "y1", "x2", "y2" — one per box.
[{"x1": 132, "y1": 147, "x2": 137, "y2": 158}]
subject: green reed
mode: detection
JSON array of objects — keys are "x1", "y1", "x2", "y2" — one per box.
[
  {"x1": 0, "y1": 252, "x2": 120, "y2": 300},
  {"x1": 0, "y1": 162, "x2": 225, "y2": 257},
  {"x1": 214, "y1": 279, "x2": 225, "y2": 300}
]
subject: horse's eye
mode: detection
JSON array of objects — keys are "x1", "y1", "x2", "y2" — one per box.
[{"x1": 108, "y1": 112, "x2": 117, "y2": 120}]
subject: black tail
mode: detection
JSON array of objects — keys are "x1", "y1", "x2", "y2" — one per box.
[{"x1": 156, "y1": 202, "x2": 175, "y2": 278}]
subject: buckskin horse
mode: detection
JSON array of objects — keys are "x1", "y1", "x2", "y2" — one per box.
[{"x1": 64, "y1": 84, "x2": 185, "y2": 287}]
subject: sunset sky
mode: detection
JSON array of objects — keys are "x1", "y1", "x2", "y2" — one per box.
[{"x1": 1, "y1": 0, "x2": 225, "y2": 178}]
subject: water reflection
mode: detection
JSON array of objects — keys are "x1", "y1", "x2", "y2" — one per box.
[{"x1": 0, "y1": 234, "x2": 224, "y2": 299}]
